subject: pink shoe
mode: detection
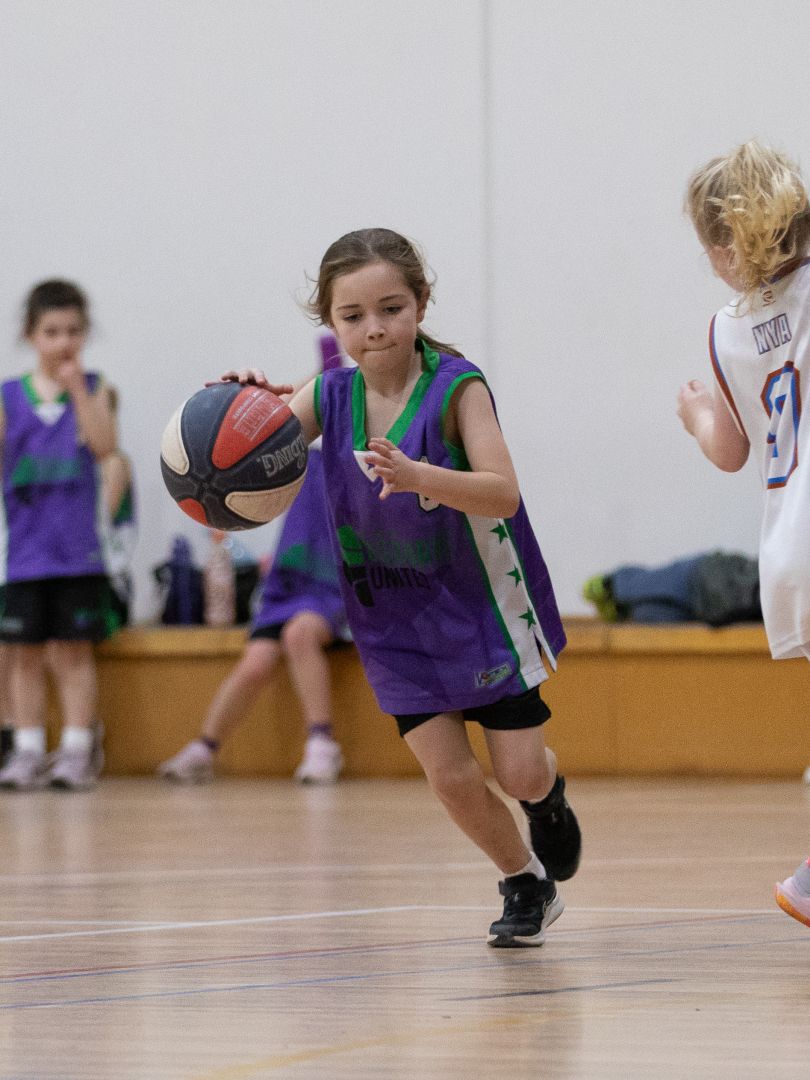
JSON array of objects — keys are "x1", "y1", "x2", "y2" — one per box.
[
  {"x1": 157, "y1": 740, "x2": 215, "y2": 784},
  {"x1": 0, "y1": 749, "x2": 48, "y2": 791},
  {"x1": 775, "y1": 875, "x2": 810, "y2": 928},
  {"x1": 294, "y1": 735, "x2": 343, "y2": 784}
]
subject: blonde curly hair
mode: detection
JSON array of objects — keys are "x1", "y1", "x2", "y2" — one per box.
[{"x1": 686, "y1": 140, "x2": 810, "y2": 298}]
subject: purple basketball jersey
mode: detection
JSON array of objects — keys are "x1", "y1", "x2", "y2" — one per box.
[
  {"x1": 1, "y1": 374, "x2": 106, "y2": 582},
  {"x1": 314, "y1": 342, "x2": 565, "y2": 715}
]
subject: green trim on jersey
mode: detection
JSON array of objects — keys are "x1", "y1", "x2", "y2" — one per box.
[
  {"x1": 440, "y1": 371, "x2": 484, "y2": 470},
  {"x1": 350, "y1": 339, "x2": 441, "y2": 451},
  {"x1": 22, "y1": 373, "x2": 69, "y2": 407},
  {"x1": 313, "y1": 374, "x2": 323, "y2": 430}
]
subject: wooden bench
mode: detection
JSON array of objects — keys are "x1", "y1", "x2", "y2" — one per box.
[{"x1": 68, "y1": 619, "x2": 809, "y2": 778}]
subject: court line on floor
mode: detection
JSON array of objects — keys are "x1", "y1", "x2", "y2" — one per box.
[
  {"x1": 0, "y1": 910, "x2": 788, "y2": 988},
  {"x1": 2, "y1": 929, "x2": 805, "y2": 1013},
  {"x1": 0, "y1": 853, "x2": 800, "y2": 886},
  {"x1": 0, "y1": 903, "x2": 779, "y2": 945}
]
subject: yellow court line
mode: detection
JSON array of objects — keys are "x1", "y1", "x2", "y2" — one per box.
[{"x1": 189, "y1": 1011, "x2": 555, "y2": 1079}]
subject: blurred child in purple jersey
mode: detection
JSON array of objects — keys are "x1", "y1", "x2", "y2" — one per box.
[
  {"x1": 157, "y1": 445, "x2": 348, "y2": 785},
  {"x1": 0, "y1": 280, "x2": 117, "y2": 791}
]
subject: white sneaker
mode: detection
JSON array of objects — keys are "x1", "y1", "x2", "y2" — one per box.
[
  {"x1": 48, "y1": 746, "x2": 103, "y2": 791},
  {"x1": 0, "y1": 749, "x2": 48, "y2": 791},
  {"x1": 157, "y1": 740, "x2": 215, "y2": 784},
  {"x1": 294, "y1": 734, "x2": 343, "y2": 784},
  {"x1": 775, "y1": 874, "x2": 810, "y2": 928}
]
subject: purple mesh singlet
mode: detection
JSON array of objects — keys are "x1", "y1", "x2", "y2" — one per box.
[
  {"x1": 1, "y1": 373, "x2": 106, "y2": 582},
  {"x1": 314, "y1": 342, "x2": 565, "y2": 715}
]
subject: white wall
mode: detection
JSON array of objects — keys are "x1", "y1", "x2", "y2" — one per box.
[{"x1": 1, "y1": 0, "x2": 808, "y2": 618}]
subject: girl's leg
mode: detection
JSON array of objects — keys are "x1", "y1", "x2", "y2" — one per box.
[
  {"x1": 484, "y1": 726, "x2": 556, "y2": 802},
  {"x1": 158, "y1": 638, "x2": 281, "y2": 782},
  {"x1": 406, "y1": 714, "x2": 564, "y2": 947},
  {"x1": 47, "y1": 640, "x2": 97, "y2": 730},
  {"x1": 404, "y1": 713, "x2": 530, "y2": 875},
  {"x1": 10, "y1": 643, "x2": 48, "y2": 731},
  {"x1": 0, "y1": 644, "x2": 50, "y2": 789},
  {"x1": 47, "y1": 640, "x2": 104, "y2": 790},
  {"x1": 281, "y1": 612, "x2": 343, "y2": 783},
  {"x1": 279, "y1": 613, "x2": 335, "y2": 731},
  {"x1": 485, "y1": 724, "x2": 581, "y2": 882},
  {"x1": 200, "y1": 638, "x2": 281, "y2": 743}
]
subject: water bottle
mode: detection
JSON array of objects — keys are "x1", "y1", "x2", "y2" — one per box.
[{"x1": 203, "y1": 530, "x2": 236, "y2": 627}]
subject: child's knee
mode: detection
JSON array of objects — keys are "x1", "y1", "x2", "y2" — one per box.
[
  {"x1": 495, "y1": 758, "x2": 556, "y2": 802},
  {"x1": 280, "y1": 615, "x2": 325, "y2": 658},
  {"x1": 427, "y1": 757, "x2": 486, "y2": 807},
  {"x1": 238, "y1": 642, "x2": 279, "y2": 684}
]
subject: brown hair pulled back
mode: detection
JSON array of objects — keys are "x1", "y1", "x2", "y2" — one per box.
[{"x1": 306, "y1": 228, "x2": 463, "y2": 357}]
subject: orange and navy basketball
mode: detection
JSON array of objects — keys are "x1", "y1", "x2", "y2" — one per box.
[{"x1": 160, "y1": 382, "x2": 307, "y2": 530}]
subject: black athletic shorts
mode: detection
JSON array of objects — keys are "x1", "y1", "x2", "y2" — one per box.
[
  {"x1": 395, "y1": 686, "x2": 551, "y2": 738},
  {"x1": 250, "y1": 621, "x2": 350, "y2": 646},
  {"x1": 0, "y1": 575, "x2": 119, "y2": 644}
]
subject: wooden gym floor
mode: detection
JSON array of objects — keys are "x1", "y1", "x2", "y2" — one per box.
[{"x1": 0, "y1": 776, "x2": 808, "y2": 1079}]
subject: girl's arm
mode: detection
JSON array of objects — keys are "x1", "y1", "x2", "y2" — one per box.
[
  {"x1": 101, "y1": 450, "x2": 132, "y2": 518},
  {"x1": 677, "y1": 378, "x2": 750, "y2": 472},
  {"x1": 59, "y1": 363, "x2": 117, "y2": 460},
  {"x1": 366, "y1": 378, "x2": 521, "y2": 518}
]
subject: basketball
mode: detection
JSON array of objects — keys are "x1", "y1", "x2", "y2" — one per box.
[{"x1": 160, "y1": 382, "x2": 307, "y2": 530}]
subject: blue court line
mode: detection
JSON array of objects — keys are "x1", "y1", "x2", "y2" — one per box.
[
  {"x1": 452, "y1": 976, "x2": 679, "y2": 1001},
  {"x1": 1, "y1": 931, "x2": 806, "y2": 1012},
  {"x1": 1, "y1": 936, "x2": 478, "y2": 986},
  {"x1": 0, "y1": 911, "x2": 793, "y2": 991}
]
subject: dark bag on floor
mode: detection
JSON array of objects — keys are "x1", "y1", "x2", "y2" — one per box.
[{"x1": 689, "y1": 551, "x2": 762, "y2": 627}]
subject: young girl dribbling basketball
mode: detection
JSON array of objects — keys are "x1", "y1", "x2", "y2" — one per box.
[
  {"x1": 221, "y1": 228, "x2": 581, "y2": 946},
  {"x1": 678, "y1": 140, "x2": 810, "y2": 928}
]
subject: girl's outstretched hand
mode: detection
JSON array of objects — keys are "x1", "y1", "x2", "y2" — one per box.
[
  {"x1": 677, "y1": 378, "x2": 713, "y2": 436},
  {"x1": 207, "y1": 369, "x2": 295, "y2": 398},
  {"x1": 366, "y1": 438, "x2": 421, "y2": 500}
]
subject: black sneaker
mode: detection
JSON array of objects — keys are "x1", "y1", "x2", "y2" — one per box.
[
  {"x1": 487, "y1": 873, "x2": 564, "y2": 948},
  {"x1": 520, "y1": 775, "x2": 582, "y2": 881}
]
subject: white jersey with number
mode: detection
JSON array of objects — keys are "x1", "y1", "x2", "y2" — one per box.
[{"x1": 710, "y1": 256, "x2": 810, "y2": 658}]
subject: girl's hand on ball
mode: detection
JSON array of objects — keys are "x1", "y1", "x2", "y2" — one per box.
[
  {"x1": 208, "y1": 369, "x2": 295, "y2": 397},
  {"x1": 366, "y1": 438, "x2": 421, "y2": 500}
]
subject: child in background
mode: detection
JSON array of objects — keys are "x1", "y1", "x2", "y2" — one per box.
[
  {"x1": 157, "y1": 445, "x2": 348, "y2": 784},
  {"x1": 220, "y1": 228, "x2": 581, "y2": 947},
  {"x1": 0, "y1": 279, "x2": 118, "y2": 791},
  {"x1": 678, "y1": 140, "x2": 810, "y2": 928}
]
